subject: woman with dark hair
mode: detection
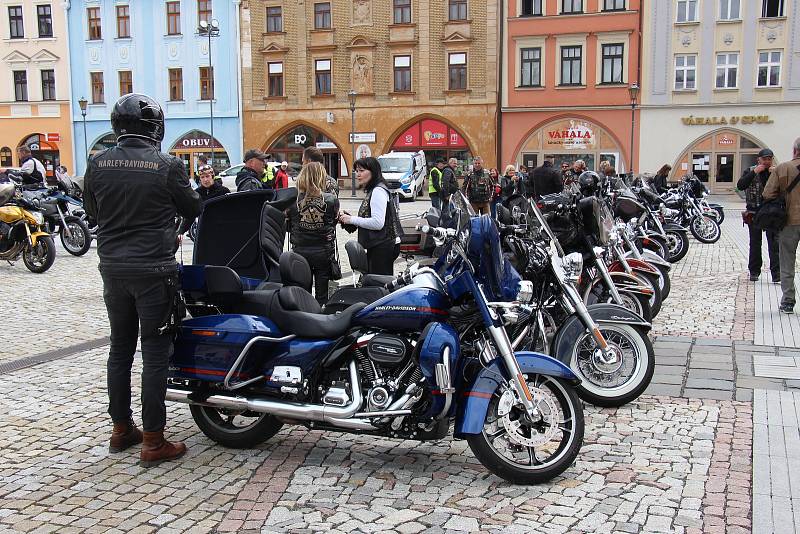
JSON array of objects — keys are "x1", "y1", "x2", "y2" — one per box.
[
  {"x1": 338, "y1": 156, "x2": 402, "y2": 275},
  {"x1": 653, "y1": 164, "x2": 672, "y2": 194}
]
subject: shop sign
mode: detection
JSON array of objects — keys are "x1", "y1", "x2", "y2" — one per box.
[
  {"x1": 394, "y1": 124, "x2": 420, "y2": 147},
  {"x1": 718, "y1": 135, "x2": 735, "y2": 146},
  {"x1": 421, "y1": 119, "x2": 448, "y2": 147},
  {"x1": 46, "y1": 133, "x2": 60, "y2": 142},
  {"x1": 681, "y1": 115, "x2": 773, "y2": 126},
  {"x1": 349, "y1": 132, "x2": 376, "y2": 144},
  {"x1": 316, "y1": 141, "x2": 337, "y2": 149},
  {"x1": 174, "y1": 132, "x2": 224, "y2": 150},
  {"x1": 544, "y1": 120, "x2": 595, "y2": 150}
]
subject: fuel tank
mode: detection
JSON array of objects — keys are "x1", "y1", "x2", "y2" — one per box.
[
  {"x1": 353, "y1": 284, "x2": 449, "y2": 331},
  {"x1": 0, "y1": 206, "x2": 24, "y2": 224}
]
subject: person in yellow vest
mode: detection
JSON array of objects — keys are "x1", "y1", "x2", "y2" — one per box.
[
  {"x1": 428, "y1": 158, "x2": 446, "y2": 210},
  {"x1": 261, "y1": 155, "x2": 276, "y2": 189}
]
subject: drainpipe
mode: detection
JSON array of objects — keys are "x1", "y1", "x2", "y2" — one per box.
[
  {"x1": 635, "y1": 0, "x2": 644, "y2": 173},
  {"x1": 61, "y1": 1, "x2": 77, "y2": 175},
  {"x1": 233, "y1": 0, "x2": 244, "y2": 164},
  {"x1": 496, "y1": 0, "x2": 504, "y2": 169}
]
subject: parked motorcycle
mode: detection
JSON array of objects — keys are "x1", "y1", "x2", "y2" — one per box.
[
  {"x1": 167, "y1": 191, "x2": 584, "y2": 484},
  {"x1": 21, "y1": 188, "x2": 91, "y2": 256},
  {"x1": 662, "y1": 176, "x2": 721, "y2": 244},
  {"x1": 0, "y1": 183, "x2": 56, "y2": 273}
]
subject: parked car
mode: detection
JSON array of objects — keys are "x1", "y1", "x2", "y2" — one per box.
[{"x1": 377, "y1": 151, "x2": 426, "y2": 200}]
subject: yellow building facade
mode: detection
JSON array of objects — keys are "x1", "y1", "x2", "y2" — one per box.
[
  {"x1": 0, "y1": 2, "x2": 73, "y2": 179},
  {"x1": 239, "y1": 0, "x2": 499, "y2": 186}
]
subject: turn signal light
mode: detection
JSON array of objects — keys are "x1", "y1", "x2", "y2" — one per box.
[{"x1": 192, "y1": 330, "x2": 219, "y2": 337}]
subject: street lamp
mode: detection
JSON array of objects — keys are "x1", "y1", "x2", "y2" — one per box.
[
  {"x1": 628, "y1": 82, "x2": 640, "y2": 175},
  {"x1": 198, "y1": 19, "x2": 220, "y2": 171},
  {"x1": 348, "y1": 90, "x2": 357, "y2": 197},
  {"x1": 78, "y1": 97, "x2": 88, "y2": 163}
]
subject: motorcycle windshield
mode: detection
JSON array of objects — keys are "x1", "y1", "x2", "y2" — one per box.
[{"x1": 467, "y1": 215, "x2": 521, "y2": 302}]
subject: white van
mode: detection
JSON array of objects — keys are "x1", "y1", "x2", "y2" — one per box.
[{"x1": 377, "y1": 150, "x2": 427, "y2": 200}]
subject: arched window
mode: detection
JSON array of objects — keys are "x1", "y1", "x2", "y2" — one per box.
[{"x1": 0, "y1": 147, "x2": 12, "y2": 167}]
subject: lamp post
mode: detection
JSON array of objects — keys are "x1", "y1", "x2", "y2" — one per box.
[
  {"x1": 78, "y1": 97, "x2": 88, "y2": 166},
  {"x1": 628, "y1": 82, "x2": 640, "y2": 175},
  {"x1": 348, "y1": 90, "x2": 357, "y2": 197},
  {"x1": 198, "y1": 19, "x2": 220, "y2": 171}
]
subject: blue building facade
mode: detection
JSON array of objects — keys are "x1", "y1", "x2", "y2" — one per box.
[{"x1": 66, "y1": 0, "x2": 242, "y2": 177}]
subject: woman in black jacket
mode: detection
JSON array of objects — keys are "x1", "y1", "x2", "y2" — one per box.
[
  {"x1": 338, "y1": 157, "x2": 401, "y2": 275},
  {"x1": 289, "y1": 162, "x2": 340, "y2": 304},
  {"x1": 653, "y1": 164, "x2": 672, "y2": 194}
]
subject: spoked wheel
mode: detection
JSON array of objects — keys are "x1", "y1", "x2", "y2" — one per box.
[
  {"x1": 690, "y1": 215, "x2": 721, "y2": 244},
  {"x1": 633, "y1": 272, "x2": 662, "y2": 317},
  {"x1": 652, "y1": 263, "x2": 671, "y2": 300},
  {"x1": 60, "y1": 218, "x2": 92, "y2": 256},
  {"x1": 190, "y1": 405, "x2": 283, "y2": 448},
  {"x1": 23, "y1": 235, "x2": 56, "y2": 273},
  {"x1": 665, "y1": 230, "x2": 689, "y2": 262},
  {"x1": 570, "y1": 324, "x2": 654, "y2": 407},
  {"x1": 585, "y1": 281, "x2": 653, "y2": 323},
  {"x1": 467, "y1": 374, "x2": 584, "y2": 484},
  {"x1": 641, "y1": 235, "x2": 669, "y2": 260}
]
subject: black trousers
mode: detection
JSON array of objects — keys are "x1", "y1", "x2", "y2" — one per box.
[
  {"x1": 294, "y1": 246, "x2": 334, "y2": 305},
  {"x1": 748, "y1": 223, "x2": 780, "y2": 276},
  {"x1": 102, "y1": 274, "x2": 176, "y2": 432},
  {"x1": 367, "y1": 241, "x2": 400, "y2": 275}
]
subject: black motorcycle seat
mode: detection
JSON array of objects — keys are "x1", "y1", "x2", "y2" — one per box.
[
  {"x1": 236, "y1": 290, "x2": 277, "y2": 317},
  {"x1": 361, "y1": 274, "x2": 396, "y2": 287},
  {"x1": 271, "y1": 286, "x2": 366, "y2": 338}
]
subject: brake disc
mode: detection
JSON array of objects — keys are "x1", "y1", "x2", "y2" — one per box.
[{"x1": 498, "y1": 388, "x2": 560, "y2": 448}]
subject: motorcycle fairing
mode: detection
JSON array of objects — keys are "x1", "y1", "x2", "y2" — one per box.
[
  {"x1": 453, "y1": 352, "x2": 579, "y2": 437},
  {"x1": 416, "y1": 322, "x2": 460, "y2": 419},
  {"x1": 550, "y1": 304, "x2": 650, "y2": 366},
  {"x1": 466, "y1": 216, "x2": 522, "y2": 302}
]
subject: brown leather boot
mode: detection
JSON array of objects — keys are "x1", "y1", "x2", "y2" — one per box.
[
  {"x1": 139, "y1": 431, "x2": 187, "y2": 468},
  {"x1": 109, "y1": 420, "x2": 143, "y2": 453}
]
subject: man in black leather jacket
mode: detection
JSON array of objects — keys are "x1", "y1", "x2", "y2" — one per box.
[
  {"x1": 737, "y1": 148, "x2": 779, "y2": 282},
  {"x1": 84, "y1": 94, "x2": 201, "y2": 468},
  {"x1": 531, "y1": 157, "x2": 563, "y2": 198},
  {"x1": 235, "y1": 149, "x2": 268, "y2": 192}
]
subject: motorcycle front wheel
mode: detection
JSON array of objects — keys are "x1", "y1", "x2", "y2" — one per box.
[
  {"x1": 665, "y1": 230, "x2": 690, "y2": 262},
  {"x1": 190, "y1": 405, "x2": 284, "y2": 448},
  {"x1": 23, "y1": 235, "x2": 56, "y2": 273},
  {"x1": 60, "y1": 218, "x2": 92, "y2": 256},
  {"x1": 690, "y1": 215, "x2": 721, "y2": 244},
  {"x1": 467, "y1": 373, "x2": 584, "y2": 485},
  {"x1": 584, "y1": 281, "x2": 653, "y2": 323},
  {"x1": 569, "y1": 324, "x2": 654, "y2": 407}
]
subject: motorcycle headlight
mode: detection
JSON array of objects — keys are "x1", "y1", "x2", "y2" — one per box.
[
  {"x1": 516, "y1": 280, "x2": 534, "y2": 303},
  {"x1": 31, "y1": 211, "x2": 44, "y2": 226},
  {"x1": 562, "y1": 252, "x2": 583, "y2": 282}
]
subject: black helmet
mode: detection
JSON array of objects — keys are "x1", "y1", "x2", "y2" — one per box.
[
  {"x1": 578, "y1": 171, "x2": 600, "y2": 195},
  {"x1": 111, "y1": 93, "x2": 165, "y2": 142}
]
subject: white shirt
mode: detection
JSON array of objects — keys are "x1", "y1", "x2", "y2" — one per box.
[{"x1": 350, "y1": 186, "x2": 401, "y2": 244}]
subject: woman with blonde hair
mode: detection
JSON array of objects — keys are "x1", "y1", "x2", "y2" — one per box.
[
  {"x1": 500, "y1": 164, "x2": 521, "y2": 202},
  {"x1": 288, "y1": 161, "x2": 340, "y2": 304}
]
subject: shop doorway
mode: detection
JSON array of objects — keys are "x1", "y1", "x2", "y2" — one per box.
[
  {"x1": 18, "y1": 133, "x2": 61, "y2": 182},
  {"x1": 674, "y1": 130, "x2": 766, "y2": 192},
  {"x1": 267, "y1": 124, "x2": 343, "y2": 181},
  {"x1": 169, "y1": 130, "x2": 231, "y2": 178}
]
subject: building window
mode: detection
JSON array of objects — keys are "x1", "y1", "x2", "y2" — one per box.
[
  {"x1": 674, "y1": 54, "x2": 696, "y2": 90},
  {"x1": 520, "y1": 47, "x2": 541, "y2": 87},
  {"x1": 562, "y1": 0, "x2": 583, "y2": 14},
  {"x1": 9, "y1": 6, "x2": 24, "y2": 39},
  {"x1": 87, "y1": 7, "x2": 102, "y2": 40},
  {"x1": 601, "y1": 43, "x2": 624, "y2": 84},
  {"x1": 314, "y1": 3, "x2": 331, "y2": 29},
  {"x1": 198, "y1": 0, "x2": 211, "y2": 26},
  {"x1": 560, "y1": 45, "x2": 582, "y2": 85},
  {"x1": 715, "y1": 53, "x2": 738, "y2": 88},
  {"x1": 199, "y1": 66, "x2": 214, "y2": 100},
  {"x1": 13, "y1": 71, "x2": 27, "y2": 101},
  {"x1": 91, "y1": 72, "x2": 104, "y2": 103},
  {"x1": 762, "y1": 0, "x2": 784, "y2": 17},
  {"x1": 166, "y1": 2, "x2": 181, "y2": 35},
  {"x1": 119, "y1": 70, "x2": 133, "y2": 95},
  {"x1": 603, "y1": 0, "x2": 625, "y2": 10},
  {"x1": 449, "y1": 0, "x2": 467, "y2": 20},
  {"x1": 116, "y1": 5, "x2": 130, "y2": 38},
  {"x1": 314, "y1": 59, "x2": 331, "y2": 94},
  {"x1": 268, "y1": 62, "x2": 284, "y2": 97},
  {"x1": 757, "y1": 51, "x2": 781, "y2": 87},
  {"x1": 448, "y1": 52, "x2": 467, "y2": 90},
  {"x1": 266, "y1": 6, "x2": 283, "y2": 32},
  {"x1": 394, "y1": 0, "x2": 411, "y2": 23},
  {"x1": 677, "y1": 0, "x2": 698, "y2": 22},
  {"x1": 37, "y1": 5, "x2": 53, "y2": 38},
  {"x1": 719, "y1": 0, "x2": 740, "y2": 19},
  {"x1": 393, "y1": 55, "x2": 411, "y2": 92},
  {"x1": 0, "y1": 147, "x2": 12, "y2": 167},
  {"x1": 521, "y1": 0, "x2": 543, "y2": 15},
  {"x1": 41, "y1": 69, "x2": 55, "y2": 100},
  {"x1": 169, "y1": 68, "x2": 183, "y2": 101}
]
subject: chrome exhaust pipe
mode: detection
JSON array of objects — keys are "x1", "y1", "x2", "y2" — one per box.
[{"x1": 166, "y1": 360, "x2": 363, "y2": 424}]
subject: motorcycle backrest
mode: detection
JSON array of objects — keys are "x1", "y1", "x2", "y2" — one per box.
[
  {"x1": 259, "y1": 203, "x2": 286, "y2": 276},
  {"x1": 204, "y1": 265, "x2": 243, "y2": 308},
  {"x1": 345, "y1": 240, "x2": 368, "y2": 274},
  {"x1": 279, "y1": 251, "x2": 312, "y2": 293}
]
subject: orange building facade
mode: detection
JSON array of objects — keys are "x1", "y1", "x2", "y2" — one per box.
[{"x1": 501, "y1": 0, "x2": 642, "y2": 174}]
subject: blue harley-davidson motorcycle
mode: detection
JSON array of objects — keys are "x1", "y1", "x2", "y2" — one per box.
[{"x1": 166, "y1": 191, "x2": 584, "y2": 484}]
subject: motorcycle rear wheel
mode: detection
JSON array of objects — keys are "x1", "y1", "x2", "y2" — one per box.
[
  {"x1": 190, "y1": 405, "x2": 283, "y2": 448},
  {"x1": 466, "y1": 374, "x2": 584, "y2": 484},
  {"x1": 690, "y1": 215, "x2": 721, "y2": 244},
  {"x1": 23, "y1": 235, "x2": 56, "y2": 273},
  {"x1": 60, "y1": 218, "x2": 91, "y2": 256},
  {"x1": 569, "y1": 324, "x2": 654, "y2": 407},
  {"x1": 665, "y1": 230, "x2": 690, "y2": 263}
]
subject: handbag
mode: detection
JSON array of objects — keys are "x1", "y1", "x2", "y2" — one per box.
[
  {"x1": 741, "y1": 210, "x2": 754, "y2": 226},
  {"x1": 753, "y1": 167, "x2": 800, "y2": 232}
]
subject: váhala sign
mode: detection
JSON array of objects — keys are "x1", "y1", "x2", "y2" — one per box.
[
  {"x1": 681, "y1": 115, "x2": 773, "y2": 126},
  {"x1": 544, "y1": 120, "x2": 596, "y2": 150}
]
